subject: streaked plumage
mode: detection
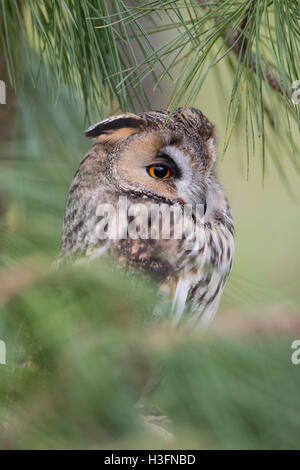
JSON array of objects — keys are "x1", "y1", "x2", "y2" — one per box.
[{"x1": 60, "y1": 108, "x2": 235, "y2": 328}]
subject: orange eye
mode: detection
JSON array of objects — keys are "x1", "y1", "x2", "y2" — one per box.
[{"x1": 148, "y1": 165, "x2": 171, "y2": 179}]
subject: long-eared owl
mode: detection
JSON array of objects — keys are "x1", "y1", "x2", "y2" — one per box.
[{"x1": 60, "y1": 108, "x2": 235, "y2": 329}]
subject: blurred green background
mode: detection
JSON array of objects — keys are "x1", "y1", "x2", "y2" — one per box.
[{"x1": 0, "y1": 53, "x2": 300, "y2": 449}]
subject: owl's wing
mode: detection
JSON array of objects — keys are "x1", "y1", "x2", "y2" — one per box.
[
  {"x1": 167, "y1": 213, "x2": 234, "y2": 330},
  {"x1": 170, "y1": 268, "x2": 229, "y2": 330},
  {"x1": 171, "y1": 277, "x2": 193, "y2": 326}
]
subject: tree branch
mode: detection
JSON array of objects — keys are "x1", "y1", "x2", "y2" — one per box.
[{"x1": 197, "y1": 0, "x2": 289, "y2": 97}]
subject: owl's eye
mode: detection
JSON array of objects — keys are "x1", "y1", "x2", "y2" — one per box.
[{"x1": 147, "y1": 164, "x2": 171, "y2": 179}]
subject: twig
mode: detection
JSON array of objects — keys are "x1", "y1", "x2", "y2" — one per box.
[{"x1": 197, "y1": 0, "x2": 290, "y2": 97}]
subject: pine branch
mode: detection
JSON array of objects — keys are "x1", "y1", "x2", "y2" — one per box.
[
  {"x1": 198, "y1": 0, "x2": 290, "y2": 97},
  {"x1": 1, "y1": 0, "x2": 298, "y2": 174}
]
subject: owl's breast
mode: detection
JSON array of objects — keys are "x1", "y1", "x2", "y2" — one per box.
[
  {"x1": 61, "y1": 183, "x2": 234, "y2": 328},
  {"x1": 169, "y1": 214, "x2": 235, "y2": 328}
]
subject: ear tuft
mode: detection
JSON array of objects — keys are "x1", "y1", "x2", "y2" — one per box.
[{"x1": 85, "y1": 113, "x2": 144, "y2": 144}]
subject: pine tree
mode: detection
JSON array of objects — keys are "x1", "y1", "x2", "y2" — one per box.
[
  {"x1": 1, "y1": 0, "x2": 299, "y2": 168},
  {"x1": 1, "y1": 1, "x2": 300, "y2": 450}
]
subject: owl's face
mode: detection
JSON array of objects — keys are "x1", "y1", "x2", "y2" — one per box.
[{"x1": 85, "y1": 108, "x2": 221, "y2": 213}]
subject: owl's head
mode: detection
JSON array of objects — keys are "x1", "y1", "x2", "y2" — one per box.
[{"x1": 85, "y1": 108, "x2": 220, "y2": 211}]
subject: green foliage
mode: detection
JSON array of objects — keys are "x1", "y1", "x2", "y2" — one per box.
[
  {"x1": 1, "y1": 0, "x2": 299, "y2": 171},
  {"x1": 1, "y1": 261, "x2": 300, "y2": 449},
  {"x1": 0, "y1": 63, "x2": 300, "y2": 450},
  {"x1": 1, "y1": 1, "x2": 300, "y2": 448},
  {"x1": 1, "y1": 0, "x2": 155, "y2": 118}
]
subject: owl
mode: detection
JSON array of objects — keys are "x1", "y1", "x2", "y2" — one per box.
[{"x1": 60, "y1": 108, "x2": 235, "y2": 329}]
